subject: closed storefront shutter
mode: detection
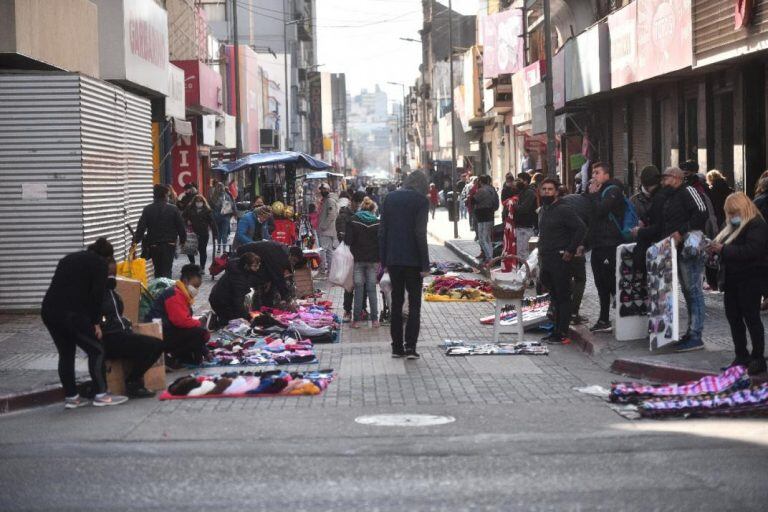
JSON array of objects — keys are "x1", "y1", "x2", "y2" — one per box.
[
  {"x1": 694, "y1": 0, "x2": 768, "y2": 57},
  {"x1": 632, "y1": 93, "x2": 652, "y2": 175},
  {"x1": 612, "y1": 98, "x2": 627, "y2": 183}
]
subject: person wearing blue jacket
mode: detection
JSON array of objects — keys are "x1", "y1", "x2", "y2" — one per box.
[
  {"x1": 233, "y1": 205, "x2": 272, "y2": 250},
  {"x1": 379, "y1": 170, "x2": 430, "y2": 360}
]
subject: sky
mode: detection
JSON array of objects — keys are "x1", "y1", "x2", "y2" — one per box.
[{"x1": 316, "y1": 0, "x2": 479, "y2": 103}]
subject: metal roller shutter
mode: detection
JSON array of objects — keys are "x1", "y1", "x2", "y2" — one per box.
[
  {"x1": 612, "y1": 98, "x2": 627, "y2": 183},
  {"x1": 124, "y1": 92, "x2": 154, "y2": 251},
  {"x1": 631, "y1": 93, "x2": 652, "y2": 173}
]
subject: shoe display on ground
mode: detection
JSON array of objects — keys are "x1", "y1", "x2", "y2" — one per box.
[
  {"x1": 405, "y1": 351, "x2": 420, "y2": 360},
  {"x1": 93, "y1": 393, "x2": 129, "y2": 407},
  {"x1": 674, "y1": 338, "x2": 705, "y2": 353},
  {"x1": 64, "y1": 395, "x2": 90, "y2": 409},
  {"x1": 747, "y1": 358, "x2": 767, "y2": 376},
  {"x1": 589, "y1": 320, "x2": 612, "y2": 333}
]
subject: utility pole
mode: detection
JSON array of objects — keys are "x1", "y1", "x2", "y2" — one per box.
[
  {"x1": 448, "y1": 0, "x2": 458, "y2": 238},
  {"x1": 543, "y1": 0, "x2": 557, "y2": 178},
  {"x1": 282, "y1": 0, "x2": 291, "y2": 151},
  {"x1": 232, "y1": 0, "x2": 242, "y2": 157}
]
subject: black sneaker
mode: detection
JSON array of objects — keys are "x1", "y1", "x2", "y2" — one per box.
[
  {"x1": 126, "y1": 383, "x2": 156, "y2": 399},
  {"x1": 570, "y1": 314, "x2": 588, "y2": 325},
  {"x1": 540, "y1": 333, "x2": 558, "y2": 343},
  {"x1": 589, "y1": 320, "x2": 612, "y2": 333},
  {"x1": 391, "y1": 350, "x2": 405, "y2": 359},
  {"x1": 748, "y1": 358, "x2": 767, "y2": 376},
  {"x1": 405, "y1": 351, "x2": 421, "y2": 360}
]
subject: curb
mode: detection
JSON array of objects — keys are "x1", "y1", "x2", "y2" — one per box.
[
  {"x1": 444, "y1": 240, "x2": 480, "y2": 268},
  {"x1": 568, "y1": 326, "x2": 597, "y2": 356},
  {"x1": 0, "y1": 381, "x2": 92, "y2": 415},
  {"x1": 609, "y1": 358, "x2": 716, "y2": 382}
]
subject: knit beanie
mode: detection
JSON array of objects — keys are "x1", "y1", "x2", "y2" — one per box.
[{"x1": 640, "y1": 165, "x2": 661, "y2": 188}]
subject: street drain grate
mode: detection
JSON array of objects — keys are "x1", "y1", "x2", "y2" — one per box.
[{"x1": 355, "y1": 414, "x2": 455, "y2": 427}]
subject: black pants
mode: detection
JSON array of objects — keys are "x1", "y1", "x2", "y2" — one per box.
[
  {"x1": 210, "y1": 295, "x2": 247, "y2": 327},
  {"x1": 705, "y1": 266, "x2": 719, "y2": 291},
  {"x1": 103, "y1": 331, "x2": 165, "y2": 385},
  {"x1": 164, "y1": 327, "x2": 209, "y2": 365},
  {"x1": 541, "y1": 254, "x2": 573, "y2": 337},
  {"x1": 571, "y1": 255, "x2": 587, "y2": 315},
  {"x1": 591, "y1": 246, "x2": 617, "y2": 323},
  {"x1": 389, "y1": 265, "x2": 423, "y2": 352},
  {"x1": 150, "y1": 243, "x2": 176, "y2": 279},
  {"x1": 42, "y1": 312, "x2": 106, "y2": 397},
  {"x1": 187, "y1": 232, "x2": 210, "y2": 270},
  {"x1": 724, "y1": 279, "x2": 765, "y2": 361}
]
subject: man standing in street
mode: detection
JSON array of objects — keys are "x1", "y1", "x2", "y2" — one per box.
[
  {"x1": 379, "y1": 170, "x2": 430, "y2": 359},
  {"x1": 515, "y1": 172, "x2": 537, "y2": 263},
  {"x1": 538, "y1": 178, "x2": 587, "y2": 344},
  {"x1": 317, "y1": 183, "x2": 339, "y2": 276},
  {"x1": 134, "y1": 184, "x2": 187, "y2": 279},
  {"x1": 559, "y1": 187, "x2": 592, "y2": 326},
  {"x1": 587, "y1": 162, "x2": 626, "y2": 333},
  {"x1": 471, "y1": 175, "x2": 499, "y2": 263}
]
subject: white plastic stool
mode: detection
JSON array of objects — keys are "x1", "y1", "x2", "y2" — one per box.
[{"x1": 492, "y1": 297, "x2": 525, "y2": 344}]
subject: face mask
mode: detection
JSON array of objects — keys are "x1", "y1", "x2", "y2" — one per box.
[
  {"x1": 187, "y1": 285, "x2": 199, "y2": 298},
  {"x1": 541, "y1": 196, "x2": 555, "y2": 206},
  {"x1": 730, "y1": 216, "x2": 742, "y2": 227},
  {"x1": 106, "y1": 277, "x2": 117, "y2": 290},
  {"x1": 195, "y1": 203, "x2": 204, "y2": 209}
]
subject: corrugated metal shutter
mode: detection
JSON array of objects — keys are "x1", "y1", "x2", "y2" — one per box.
[
  {"x1": 0, "y1": 74, "x2": 85, "y2": 310},
  {"x1": 694, "y1": 0, "x2": 768, "y2": 56},
  {"x1": 632, "y1": 93, "x2": 652, "y2": 173},
  {"x1": 123, "y1": 92, "x2": 154, "y2": 250},
  {"x1": 612, "y1": 98, "x2": 627, "y2": 182}
]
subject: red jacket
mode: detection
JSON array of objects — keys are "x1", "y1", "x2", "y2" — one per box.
[
  {"x1": 271, "y1": 219, "x2": 297, "y2": 246},
  {"x1": 164, "y1": 283, "x2": 200, "y2": 329}
]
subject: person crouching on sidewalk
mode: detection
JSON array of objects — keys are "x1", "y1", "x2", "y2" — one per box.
[
  {"x1": 146, "y1": 264, "x2": 210, "y2": 366},
  {"x1": 707, "y1": 192, "x2": 768, "y2": 376}
]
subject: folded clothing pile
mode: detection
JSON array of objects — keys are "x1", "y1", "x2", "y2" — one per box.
[
  {"x1": 429, "y1": 261, "x2": 475, "y2": 275},
  {"x1": 160, "y1": 369, "x2": 336, "y2": 399},
  {"x1": 609, "y1": 366, "x2": 768, "y2": 418},
  {"x1": 424, "y1": 276, "x2": 494, "y2": 302},
  {"x1": 258, "y1": 302, "x2": 340, "y2": 343},
  {"x1": 442, "y1": 340, "x2": 549, "y2": 356},
  {"x1": 201, "y1": 327, "x2": 317, "y2": 367}
]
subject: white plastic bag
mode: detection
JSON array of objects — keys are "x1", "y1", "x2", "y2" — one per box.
[
  {"x1": 379, "y1": 272, "x2": 392, "y2": 294},
  {"x1": 328, "y1": 242, "x2": 354, "y2": 292}
]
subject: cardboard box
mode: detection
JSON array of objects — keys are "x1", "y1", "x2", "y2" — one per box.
[
  {"x1": 115, "y1": 276, "x2": 142, "y2": 324},
  {"x1": 105, "y1": 322, "x2": 166, "y2": 394},
  {"x1": 293, "y1": 266, "x2": 314, "y2": 298}
]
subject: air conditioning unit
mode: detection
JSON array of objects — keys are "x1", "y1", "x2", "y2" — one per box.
[{"x1": 260, "y1": 129, "x2": 277, "y2": 148}]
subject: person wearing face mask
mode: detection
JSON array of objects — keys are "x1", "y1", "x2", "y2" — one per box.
[
  {"x1": 708, "y1": 193, "x2": 768, "y2": 376},
  {"x1": 317, "y1": 183, "x2": 339, "y2": 275},
  {"x1": 537, "y1": 179, "x2": 587, "y2": 345},
  {"x1": 183, "y1": 194, "x2": 218, "y2": 271},
  {"x1": 41, "y1": 238, "x2": 128, "y2": 409},
  {"x1": 145, "y1": 264, "x2": 210, "y2": 366},
  {"x1": 209, "y1": 252, "x2": 262, "y2": 326},
  {"x1": 101, "y1": 260, "x2": 165, "y2": 398}
]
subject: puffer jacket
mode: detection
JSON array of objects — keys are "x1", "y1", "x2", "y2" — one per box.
[
  {"x1": 208, "y1": 258, "x2": 255, "y2": 320},
  {"x1": 588, "y1": 179, "x2": 626, "y2": 249},
  {"x1": 345, "y1": 212, "x2": 380, "y2": 263},
  {"x1": 719, "y1": 216, "x2": 768, "y2": 286}
]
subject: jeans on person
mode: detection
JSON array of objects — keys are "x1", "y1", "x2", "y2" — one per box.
[
  {"x1": 187, "y1": 232, "x2": 210, "y2": 270},
  {"x1": 319, "y1": 235, "x2": 337, "y2": 273},
  {"x1": 477, "y1": 221, "x2": 493, "y2": 261},
  {"x1": 459, "y1": 202, "x2": 468, "y2": 219},
  {"x1": 571, "y1": 255, "x2": 587, "y2": 316},
  {"x1": 540, "y1": 254, "x2": 573, "y2": 337},
  {"x1": 515, "y1": 227, "x2": 535, "y2": 263},
  {"x1": 213, "y1": 213, "x2": 231, "y2": 247},
  {"x1": 43, "y1": 312, "x2": 106, "y2": 397},
  {"x1": 388, "y1": 265, "x2": 423, "y2": 353},
  {"x1": 353, "y1": 262, "x2": 379, "y2": 322},
  {"x1": 103, "y1": 331, "x2": 165, "y2": 385},
  {"x1": 590, "y1": 246, "x2": 617, "y2": 323},
  {"x1": 150, "y1": 243, "x2": 176, "y2": 279},
  {"x1": 678, "y1": 255, "x2": 706, "y2": 341},
  {"x1": 724, "y1": 278, "x2": 765, "y2": 361}
]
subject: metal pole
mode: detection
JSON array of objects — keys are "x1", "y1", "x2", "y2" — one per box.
[
  {"x1": 402, "y1": 84, "x2": 407, "y2": 166},
  {"x1": 543, "y1": 0, "x2": 557, "y2": 178},
  {"x1": 448, "y1": 0, "x2": 458, "y2": 238},
  {"x1": 232, "y1": 0, "x2": 242, "y2": 157},
  {"x1": 283, "y1": 0, "x2": 291, "y2": 150}
]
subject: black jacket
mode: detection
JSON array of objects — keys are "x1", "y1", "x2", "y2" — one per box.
[
  {"x1": 336, "y1": 205, "x2": 354, "y2": 242},
  {"x1": 720, "y1": 217, "x2": 768, "y2": 285},
  {"x1": 236, "y1": 241, "x2": 292, "y2": 298},
  {"x1": 708, "y1": 179, "x2": 733, "y2": 228},
  {"x1": 183, "y1": 204, "x2": 217, "y2": 238},
  {"x1": 754, "y1": 192, "x2": 768, "y2": 221},
  {"x1": 661, "y1": 185, "x2": 708, "y2": 238},
  {"x1": 379, "y1": 189, "x2": 430, "y2": 271},
  {"x1": 41, "y1": 250, "x2": 108, "y2": 324},
  {"x1": 472, "y1": 184, "x2": 499, "y2": 222},
  {"x1": 635, "y1": 187, "x2": 672, "y2": 247},
  {"x1": 209, "y1": 258, "x2": 254, "y2": 319},
  {"x1": 538, "y1": 200, "x2": 587, "y2": 256},
  {"x1": 559, "y1": 194, "x2": 592, "y2": 248},
  {"x1": 515, "y1": 185, "x2": 538, "y2": 228},
  {"x1": 101, "y1": 288, "x2": 132, "y2": 335},
  {"x1": 630, "y1": 189, "x2": 654, "y2": 226},
  {"x1": 134, "y1": 200, "x2": 187, "y2": 246},
  {"x1": 345, "y1": 214, "x2": 380, "y2": 263},
  {"x1": 588, "y1": 179, "x2": 626, "y2": 249}
]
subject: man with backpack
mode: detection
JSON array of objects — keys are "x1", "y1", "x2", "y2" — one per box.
[{"x1": 587, "y1": 162, "x2": 635, "y2": 333}]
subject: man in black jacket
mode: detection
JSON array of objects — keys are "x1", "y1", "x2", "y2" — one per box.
[
  {"x1": 236, "y1": 241, "x2": 305, "y2": 307},
  {"x1": 471, "y1": 175, "x2": 499, "y2": 263},
  {"x1": 208, "y1": 253, "x2": 262, "y2": 325},
  {"x1": 587, "y1": 162, "x2": 626, "y2": 333},
  {"x1": 538, "y1": 179, "x2": 587, "y2": 344},
  {"x1": 515, "y1": 172, "x2": 537, "y2": 263},
  {"x1": 559, "y1": 189, "x2": 592, "y2": 325},
  {"x1": 134, "y1": 184, "x2": 187, "y2": 278}
]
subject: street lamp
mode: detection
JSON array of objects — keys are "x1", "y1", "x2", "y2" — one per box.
[{"x1": 387, "y1": 81, "x2": 407, "y2": 168}]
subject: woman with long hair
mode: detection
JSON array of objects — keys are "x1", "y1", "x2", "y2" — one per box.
[
  {"x1": 708, "y1": 192, "x2": 768, "y2": 375},
  {"x1": 345, "y1": 196, "x2": 381, "y2": 329},
  {"x1": 183, "y1": 194, "x2": 218, "y2": 270}
]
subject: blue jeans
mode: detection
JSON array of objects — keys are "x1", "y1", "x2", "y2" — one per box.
[
  {"x1": 213, "y1": 213, "x2": 231, "y2": 246},
  {"x1": 477, "y1": 221, "x2": 493, "y2": 261},
  {"x1": 353, "y1": 262, "x2": 379, "y2": 321},
  {"x1": 678, "y1": 256, "x2": 705, "y2": 341}
]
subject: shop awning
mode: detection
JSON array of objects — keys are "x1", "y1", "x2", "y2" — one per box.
[
  {"x1": 303, "y1": 171, "x2": 345, "y2": 179},
  {"x1": 211, "y1": 151, "x2": 332, "y2": 174}
]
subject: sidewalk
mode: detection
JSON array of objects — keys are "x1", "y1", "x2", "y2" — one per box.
[{"x1": 432, "y1": 205, "x2": 760, "y2": 382}]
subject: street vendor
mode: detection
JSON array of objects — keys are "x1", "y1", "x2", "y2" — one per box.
[{"x1": 236, "y1": 241, "x2": 306, "y2": 308}]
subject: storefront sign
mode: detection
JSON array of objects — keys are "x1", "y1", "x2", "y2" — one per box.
[
  {"x1": 565, "y1": 23, "x2": 610, "y2": 101},
  {"x1": 166, "y1": 64, "x2": 186, "y2": 119},
  {"x1": 216, "y1": 114, "x2": 236, "y2": 148},
  {"x1": 552, "y1": 49, "x2": 565, "y2": 110},
  {"x1": 225, "y1": 45, "x2": 261, "y2": 153},
  {"x1": 481, "y1": 10, "x2": 524, "y2": 79},
  {"x1": 171, "y1": 120, "x2": 199, "y2": 195},
  {"x1": 636, "y1": 0, "x2": 692, "y2": 81},
  {"x1": 201, "y1": 115, "x2": 216, "y2": 146},
  {"x1": 308, "y1": 72, "x2": 323, "y2": 156},
  {"x1": 512, "y1": 61, "x2": 543, "y2": 125},
  {"x1": 530, "y1": 82, "x2": 547, "y2": 135},
  {"x1": 608, "y1": 2, "x2": 638, "y2": 89},
  {"x1": 173, "y1": 60, "x2": 223, "y2": 113},
  {"x1": 95, "y1": 0, "x2": 169, "y2": 96}
]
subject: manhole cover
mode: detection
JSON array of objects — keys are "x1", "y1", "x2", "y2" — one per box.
[{"x1": 355, "y1": 414, "x2": 455, "y2": 427}]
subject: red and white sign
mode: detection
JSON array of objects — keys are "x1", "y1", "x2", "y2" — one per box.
[
  {"x1": 637, "y1": 0, "x2": 692, "y2": 82},
  {"x1": 481, "y1": 10, "x2": 524, "y2": 79},
  {"x1": 172, "y1": 120, "x2": 199, "y2": 195},
  {"x1": 608, "y1": 2, "x2": 638, "y2": 89},
  {"x1": 173, "y1": 60, "x2": 223, "y2": 113}
]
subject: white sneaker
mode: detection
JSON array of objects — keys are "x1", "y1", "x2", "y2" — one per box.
[
  {"x1": 64, "y1": 395, "x2": 91, "y2": 409},
  {"x1": 93, "y1": 393, "x2": 129, "y2": 407}
]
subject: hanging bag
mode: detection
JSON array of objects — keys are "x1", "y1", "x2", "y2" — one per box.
[
  {"x1": 328, "y1": 242, "x2": 354, "y2": 292},
  {"x1": 182, "y1": 227, "x2": 198, "y2": 256},
  {"x1": 117, "y1": 243, "x2": 148, "y2": 286}
]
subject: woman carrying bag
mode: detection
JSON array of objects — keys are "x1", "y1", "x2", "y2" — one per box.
[
  {"x1": 707, "y1": 192, "x2": 768, "y2": 376},
  {"x1": 183, "y1": 194, "x2": 218, "y2": 271}
]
